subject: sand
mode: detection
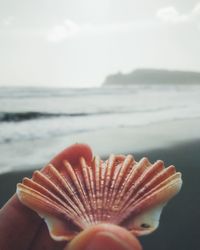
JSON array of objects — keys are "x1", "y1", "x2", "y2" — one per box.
[{"x1": 0, "y1": 138, "x2": 200, "y2": 250}]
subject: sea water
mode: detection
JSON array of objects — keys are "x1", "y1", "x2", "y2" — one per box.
[{"x1": 0, "y1": 85, "x2": 200, "y2": 172}]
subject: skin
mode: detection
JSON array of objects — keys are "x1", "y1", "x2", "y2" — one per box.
[{"x1": 0, "y1": 144, "x2": 142, "y2": 250}]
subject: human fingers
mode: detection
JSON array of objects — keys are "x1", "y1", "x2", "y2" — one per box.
[
  {"x1": 66, "y1": 223, "x2": 142, "y2": 250},
  {"x1": 29, "y1": 220, "x2": 65, "y2": 250},
  {"x1": 0, "y1": 144, "x2": 92, "y2": 250},
  {"x1": 0, "y1": 195, "x2": 41, "y2": 250},
  {"x1": 49, "y1": 143, "x2": 93, "y2": 167}
]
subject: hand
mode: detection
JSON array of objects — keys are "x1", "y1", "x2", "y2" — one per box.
[{"x1": 0, "y1": 144, "x2": 142, "y2": 250}]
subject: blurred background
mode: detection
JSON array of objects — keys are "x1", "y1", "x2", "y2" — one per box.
[
  {"x1": 0, "y1": 1, "x2": 200, "y2": 249},
  {"x1": 1, "y1": 0, "x2": 200, "y2": 171}
]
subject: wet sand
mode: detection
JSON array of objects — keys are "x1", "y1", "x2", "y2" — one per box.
[
  {"x1": 137, "y1": 140, "x2": 200, "y2": 250},
  {"x1": 0, "y1": 139, "x2": 200, "y2": 250}
]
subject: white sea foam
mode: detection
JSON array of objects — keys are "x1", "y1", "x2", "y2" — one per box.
[{"x1": 0, "y1": 85, "x2": 200, "y2": 172}]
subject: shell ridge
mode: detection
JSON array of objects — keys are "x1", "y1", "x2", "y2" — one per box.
[
  {"x1": 112, "y1": 161, "x2": 173, "y2": 224},
  {"x1": 17, "y1": 183, "x2": 79, "y2": 223},
  {"x1": 18, "y1": 183, "x2": 86, "y2": 232},
  {"x1": 116, "y1": 160, "x2": 164, "y2": 213},
  {"x1": 102, "y1": 155, "x2": 116, "y2": 221},
  {"x1": 62, "y1": 161, "x2": 91, "y2": 225},
  {"x1": 48, "y1": 164, "x2": 91, "y2": 226},
  {"x1": 33, "y1": 166, "x2": 85, "y2": 220},
  {"x1": 48, "y1": 165, "x2": 83, "y2": 203},
  {"x1": 108, "y1": 155, "x2": 134, "y2": 222},
  {"x1": 118, "y1": 172, "x2": 182, "y2": 222},
  {"x1": 111, "y1": 158, "x2": 145, "y2": 215},
  {"x1": 129, "y1": 172, "x2": 182, "y2": 210},
  {"x1": 99, "y1": 160, "x2": 106, "y2": 221},
  {"x1": 113, "y1": 157, "x2": 149, "y2": 207},
  {"x1": 130, "y1": 165, "x2": 177, "y2": 203},
  {"x1": 80, "y1": 157, "x2": 97, "y2": 224},
  {"x1": 119, "y1": 176, "x2": 182, "y2": 225},
  {"x1": 105, "y1": 155, "x2": 125, "y2": 221},
  {"x1": 63, "y1": 160, "x2": 93, "y2": 225},
  {"x1": 97, "y1": 158, "x2": 104, "y2": 221},
  {"x1": 22, "y1": 177, "x2": 78, "y2": 214},
  {"x1": 74, "y1": 164, "x2": 94, "y2": 224},
  {"x1": 87, "y1": 160, "x2": 98, "y2": 223},
  {"x1": 92, "y1": 156, "x2": 101, "y2": 222},
  {"x1": 32, "y1": 170, "x2": 73, "y2": 204}
]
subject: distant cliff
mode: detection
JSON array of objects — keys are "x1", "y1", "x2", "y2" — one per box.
[{"x1": 103, "y1": 69, "x2": 200, "y2": 86}]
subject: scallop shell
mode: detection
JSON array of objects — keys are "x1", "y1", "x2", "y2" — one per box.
[{"x1": 17, "y1": 144, "x2": 182, "y2": 241}]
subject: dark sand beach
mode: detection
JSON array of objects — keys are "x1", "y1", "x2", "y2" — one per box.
[{"x1": 0, "y1": 139, "x2": 200, "y2": 250}]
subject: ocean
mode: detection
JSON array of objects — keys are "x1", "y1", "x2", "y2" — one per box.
[{"x1": 0, "y1": 85, "x2": 200, "y2": 173}]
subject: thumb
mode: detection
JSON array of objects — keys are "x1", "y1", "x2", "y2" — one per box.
[{"x1": 65, "y1": 223, "x2": 142, "y2": 250}]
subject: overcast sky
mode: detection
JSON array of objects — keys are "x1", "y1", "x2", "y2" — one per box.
[{"x1": 0, "y1": 0, "x2": 200, "y2": 87}]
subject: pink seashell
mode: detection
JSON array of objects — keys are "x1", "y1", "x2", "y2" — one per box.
[{"x1": 16, "y1": 144, "x2": 182, "y2": 241}]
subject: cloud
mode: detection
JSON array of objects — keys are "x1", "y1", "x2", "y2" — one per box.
[
  {"x1": 47, "y1": 19, "x2": 81, "y2": 42},
  {"x1": 156, "y1": 6, "x2": 189, "y2": 23},
  {"x1": 47, "y1": 3, "x2": 200, "y2": 42},
  {"x1": 156, "y1": 2, "x2": 200, "y2": 24},
  {"x1": 46, "y1": 19, "x2": 158, "y2": 43}
]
